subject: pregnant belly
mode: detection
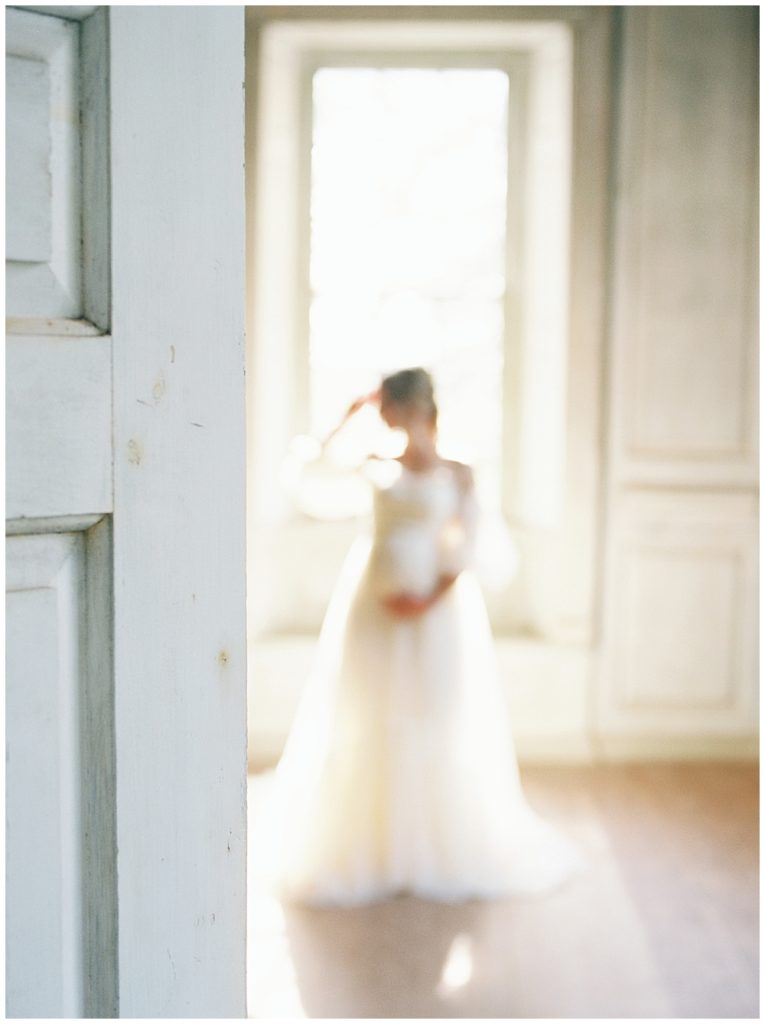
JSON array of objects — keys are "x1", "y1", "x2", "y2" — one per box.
[{"x1": 369, "y1": 531, "x2": 440, "y2": 598}]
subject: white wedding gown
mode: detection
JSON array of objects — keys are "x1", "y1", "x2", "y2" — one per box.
[{"x1": 263, "y1": 458, "x2": 584, "y2": 906}]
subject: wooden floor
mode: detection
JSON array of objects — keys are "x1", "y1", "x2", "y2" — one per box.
[{"x1": 247, "y1": 762, "x2": 759, "y2": 1018}]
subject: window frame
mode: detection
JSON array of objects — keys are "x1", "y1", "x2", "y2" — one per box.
[{"x1": 295, "y1": 52, "x2": 530, "y2": 517}]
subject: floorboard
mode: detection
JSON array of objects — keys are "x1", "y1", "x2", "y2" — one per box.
[{"x1": 247, "y1": 762, "x2": 759, "y2": 1018}]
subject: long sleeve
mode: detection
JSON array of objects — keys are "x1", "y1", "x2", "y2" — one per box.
[
  {"x1": 437, "y1": 467, "x2": 480, "y2": 578},
  {"x1": 439, "y1": 469, "x2": 519, "y2": 589},
  {"x1": 280, "y1": 434, "x2": 373, "y2": 521}
]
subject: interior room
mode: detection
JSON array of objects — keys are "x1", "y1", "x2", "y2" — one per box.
[
  {"x1": 4, "y1": 4, "x2": 757, "y2": 1019},
  {"x1": 244, "y1": 6, "x2": 758, "y2": 1019}
]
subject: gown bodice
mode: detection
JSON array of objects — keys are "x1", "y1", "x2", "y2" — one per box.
[{"x1": 365, "y1": 461, "x2": 472, "y2": 599}]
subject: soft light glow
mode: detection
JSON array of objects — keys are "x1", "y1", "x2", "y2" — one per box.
[
  {"x1": 309, "y1": 67, "x2": 509, "y2": 509},
  {"x1": 437, "y1": 933, "x2": 474, "y2": 995}
]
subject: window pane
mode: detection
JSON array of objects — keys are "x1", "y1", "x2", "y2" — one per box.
[{"x1": 309, "y1": 67, "x2": 509, "y2": 507}]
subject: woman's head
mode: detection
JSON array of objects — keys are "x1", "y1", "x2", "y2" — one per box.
[{"x1": 379, "y1": 367, "x2": 438, "y2": 431}]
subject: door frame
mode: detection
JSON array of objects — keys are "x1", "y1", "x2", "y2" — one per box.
[{"x1": 109, "y1": 8, "x2": 248, "y2": 1016}]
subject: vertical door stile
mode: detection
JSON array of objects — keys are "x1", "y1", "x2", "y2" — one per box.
[{"x1": 109, "y1": 7, "x2": 248, "y2": 1017}]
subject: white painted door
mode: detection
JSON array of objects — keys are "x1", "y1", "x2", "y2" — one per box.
[{"x1": 6, "y1": 6, "x2": 247, "y2": 1017}]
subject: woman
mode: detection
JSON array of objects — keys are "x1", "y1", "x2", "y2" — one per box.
[{"x1": 264, "y1": 368, "x2": 584, "y2": 905}]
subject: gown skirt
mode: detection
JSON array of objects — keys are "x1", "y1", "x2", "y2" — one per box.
[{"x1": 262, "y1": 463, "x2": 585, "y2": 906}]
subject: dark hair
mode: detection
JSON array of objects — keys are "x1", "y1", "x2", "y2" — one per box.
[{"x1": 380, "y1": 367, "x2": 438, "y2": 422}]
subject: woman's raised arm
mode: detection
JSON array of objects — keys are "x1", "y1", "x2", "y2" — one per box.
[{"x1": 320, "y1": 390, "x2": 381, "y2": 450}]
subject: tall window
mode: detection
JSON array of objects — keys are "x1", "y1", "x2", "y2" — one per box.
[
  {"x1": 308, "y1": 68, "x2": 509, "y2": 509},
  {"x1": 248, "y1": 20, "x2": 580, "y2": 639}
]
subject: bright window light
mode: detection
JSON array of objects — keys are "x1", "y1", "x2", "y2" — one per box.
[{"x1": 308, "y1": 67, "x2": 509, "y2": 508}]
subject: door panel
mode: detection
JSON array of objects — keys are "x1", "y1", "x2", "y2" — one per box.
[
  {"x1": 6, "y1": 520, "x2": 118, "y2": 1019},
  {"x1": 598, "y1": 8, "x2": 759, "y2": 752},
  {"x1": 6, "y1": 334, "x2": 112, "y2": 520},
  {"x1": 5, "y1": 6, "x2": 113, "y2": 1017},
  {"x1": 6, "y1": 8, "x2": 82, "y2": 318},
  {"x1": 6, "y1": 5, "x2": 247, "y2": 1018},
  {"x1": 6, "y1": 534, "x2": 85, "y2": 1018},
  {"x1": 599, "y1": 491, "x2": 758, "y2": 735}
]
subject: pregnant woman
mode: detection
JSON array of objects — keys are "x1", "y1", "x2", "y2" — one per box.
[{"x1": 265, "y1": 367, "x2": 584, "y2": 905}]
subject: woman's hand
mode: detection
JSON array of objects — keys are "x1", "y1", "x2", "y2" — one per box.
[
  {"x1": 382, "y1": 592, "x2": 432, "y2": 619},
  {"x1": 321, "y1": 390, "x2": 382, "y2": 450},
  {"x1": 346, "y1": 389, "x2": 381, "y2": 417},
  {"x1": 381, "y1": 574, "x2": 459, "y2": 619}
]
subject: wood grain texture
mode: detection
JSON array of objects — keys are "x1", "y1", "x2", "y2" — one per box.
[
  {"x1": 109, "y1": 6, "x2": 247, "y2": 1017},
  {"x1": 248, "y1": 762, "x2": 759, "y2": 1018}
]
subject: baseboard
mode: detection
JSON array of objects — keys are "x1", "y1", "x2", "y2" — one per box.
[
  {"x1": 249, "y1": 730, "x2": 759, "y2": 773},
  {"x1": 588, "y1": 732, "x2": 759, "y2": 762}
]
